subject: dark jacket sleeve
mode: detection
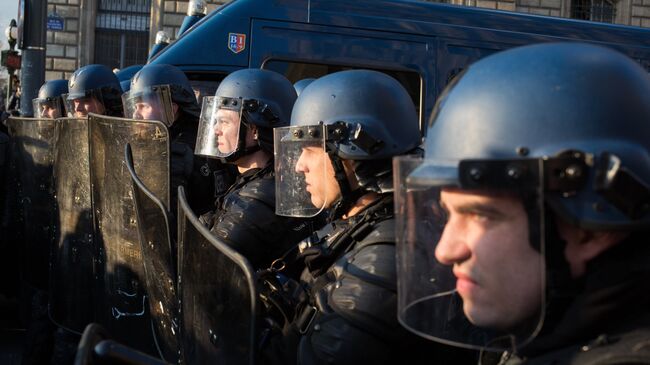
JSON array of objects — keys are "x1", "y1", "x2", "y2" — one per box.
[
  {"x1": 296, "y1": 220, "x2": 478, "y2": 365},
  {"x1": 207, "y1": 174, "x2": 313, "y2": 269}
]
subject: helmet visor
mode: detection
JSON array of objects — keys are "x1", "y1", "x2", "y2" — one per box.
[
  {"x1": 394, "y1": 155, "x2": 546, "y2": 352},
  {"x1": 274, "y1": 125, "x2": 330, "y2": 218},
  {"x1": 122, "y1": 85, "x2": 175, "y2": 126},
  {"x1": 195, "y1": 96, "x2": 243, "y2": 159},
  {"x1": 64, "y1": 90, "x2": 107, "y2": 118},
  {"x1": 33, "y1": 98, "x2": 63, "y2": 119}
]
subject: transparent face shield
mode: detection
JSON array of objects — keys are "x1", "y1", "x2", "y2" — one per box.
[
  {"x1": 32, "y1": 97, "x2": 63, "y2": 119},
  {"x1": 195, "y1": 96, "x2": 243, "y2": 159},
  {"x1": 274, "y1": 125, "x2": 331, "y2": 218},
  {"x1": 394, "y1": 156, "x2": 548, "y2": 352},
  {"x1": 122, "y1": 85, "x2": 175, "y2": 127},
  {"x1": 64, "y1": 91, "x2": 107, "y2": 118}
]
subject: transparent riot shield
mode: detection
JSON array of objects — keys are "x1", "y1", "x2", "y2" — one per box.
[
  {"x1": 51, "y1": 117, "x2": 96, "y2": 334},
  {"x1": 177, "y1": 186, "x2": 258, "y2": 365},
  {"x1": 125, "y1": 143, "x2": 179, "y2": 364},
  {"x1": 88, "y1": 113, "x2": 170, "y2": 355},
  {"x1": 6, "y1": 117, "x2": 57, "y2": 291}
]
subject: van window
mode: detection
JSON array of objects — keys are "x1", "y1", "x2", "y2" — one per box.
[
  {"x1": 263, "y1": 60, "x2": 422, "y2": 117},
  {"x1": 187, "y1": 73, "x2": 227, "y2": 105}
]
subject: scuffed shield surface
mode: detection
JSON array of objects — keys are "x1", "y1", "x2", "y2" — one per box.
[
  {"x1": 177, "y1": 186, "x2": 258, "y2": 365},
  {"x1": 88, "y1": 114, "x2": 169, "y2": 355},
  {"x1": 50, "y1": 117, "x2": 95, "y2": 333},
  {"x1": 6, "y1": 117, "x2": 57, "y2": 290},
  {"x1": 125, "y1": 142, "x2": 178, "y2": 363}
]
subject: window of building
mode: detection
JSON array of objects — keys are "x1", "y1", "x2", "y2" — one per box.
[
  {"x1": 571, "y1": 0, "x2": 616, "y2": 23},
  {"x1": 94, "y1": 0, "x2": 151, "y2": 69}
]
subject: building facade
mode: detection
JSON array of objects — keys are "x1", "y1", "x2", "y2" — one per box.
[
  {"x1": 45, "y1": 0, "x2": 227, "y2": 80},
  {"x1": 43, "y1": 0, "x2": 650, "y2": 81}
]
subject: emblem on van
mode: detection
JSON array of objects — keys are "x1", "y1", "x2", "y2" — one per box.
[{"x1": 228, "y1": 33, "x2": 246, "y2": 54}]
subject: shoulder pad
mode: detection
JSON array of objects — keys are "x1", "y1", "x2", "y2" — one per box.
[
  {"x1": 355, "y1": 218, "x2": 395, "y2": 249},
  {"x1": 237, "y1": 173, "x2": 275, "y2": 208}
]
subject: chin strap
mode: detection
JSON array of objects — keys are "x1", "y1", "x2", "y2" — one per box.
[{"x1": 326, "y1": 151, "x2": 365, "y2": 221}]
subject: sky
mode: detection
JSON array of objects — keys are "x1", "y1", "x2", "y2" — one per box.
[{"x1": 0, "y1": 0, "x2": 20, "y2": 50}]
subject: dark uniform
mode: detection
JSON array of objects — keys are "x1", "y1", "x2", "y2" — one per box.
[
  {"x1": 195, "y1": 68, "x2": 316, "y2": 269},
  {"x1": 264, "y1": 70, "x2": 478, "y2": 365},
  {"x1": 201, "y1": 163, "x2": 312, "y2": 268}
]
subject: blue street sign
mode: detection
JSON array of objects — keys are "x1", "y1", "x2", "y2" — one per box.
[{"x1": 47, "y1": 15, "x2": 64, "y2": 31}]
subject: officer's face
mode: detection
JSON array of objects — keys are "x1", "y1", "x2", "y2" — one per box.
[
  {"x1": 434, "y1": 189, "x2": 542, "y2": 331},
  {"x1": 73, "y1": 97, "x2": 105, "y2": 117},
  {"x1": 295, "y1": 146, "x2": 341, "y2": 209},
  {"x1": 213, "y1": 109, "x2": 240, "y2": 154},
  {"x1": 132, "y1": 101, "x2": 163, "y2": 121},
  {"x1": 40, "y1": 104, "x2": 60, "y2": 119}
]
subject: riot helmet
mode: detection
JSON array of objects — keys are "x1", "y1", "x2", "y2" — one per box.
[
  {"x1": 293, "y1": 78, "x2": 315, "y2": 96},
  {"x1": 394, "y1": 43, "x2": 650, "y2": 352},
  {"x1": 33, "y1": 79, "x2": 68, "y2": 118},
  {"x1": 122, "y1": 63, "x2": 199, "y2": 127},
  {"x1": 195, "y1": 68, "x2": 296, "y2": 163},
  {"x1": 275, "y1": 69, "x2": 421, "y2": 218},
  {"x1": 115, "y1": 64, "x2": 144, "y2": 93},
  {"x1": 65, "y1": 64, "x2": 123, "y2": 117}
]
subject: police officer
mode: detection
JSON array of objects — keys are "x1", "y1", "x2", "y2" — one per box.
[
  {"x1": 123, "y1": 63, "x2": 235, "y2": 215},
  {"x1": 66, "y1": 64, "x2": 123, "y2": 117},
  {"x1": 196, "y1": 68, "x2": 316, "y2": 269},
  {"x1": 264, "y1": 69, "x2": 477, "y2": 364},
  {"x1": 32, "y1": 79, "x2": 68, "y2": 119},
  {"x1": 395, "y1": 43, "x2": 650, "y2": 364}
]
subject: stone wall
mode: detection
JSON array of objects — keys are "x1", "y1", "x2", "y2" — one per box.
[{"x1": 45, "y1": 0, "x2": 81, "y2": 80}]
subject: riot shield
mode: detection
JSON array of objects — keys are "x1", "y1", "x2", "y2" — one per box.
[
  {"x1": 177, "y1": 186, "x2": 258, "y2": 365},
  {"x1": 6, "y1": 117, "x2": 57, "y2": 291},
  {"x1": 125, "y1": 143, "x2": 179, "y2": 363},
  {"x1": 50, "y1": 117, "x2": 95, "y2": 334},
  {"x1": 88, "y1": 113, "x2": 169, "y2": 355}
]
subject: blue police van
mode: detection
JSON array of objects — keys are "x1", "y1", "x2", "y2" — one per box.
[{"x1": 150, "y1": 0, "x2": 650, "y2": 131}]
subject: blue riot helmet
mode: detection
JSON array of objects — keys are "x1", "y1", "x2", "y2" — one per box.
[
  {"x1": 115, "y1": 64, "x2": 144, "y2": 92},
  {"x1": 120, "y1": 80, "x2": 131, "y2": 93},
  {"x1": 177, "y1": 0, "x2": 208, "y2": 37},
  {"x1": 122, "y1": 63, "x2": 199, "y2": 126},
  {"x1": 292, "y1": 78, "x2": 315, "y2": 96},
  {"x1": 195, "y1": 68, "x2": 296, "y2": 163},
  {"x1": 274, "y1": 70, "x2": 421, "y2": 218},
  {"x1": 33, "y1": 79, "x2": 68, "y2": 118},
  {"x1": 148, "y1": 31, "x2": 171, "y2": 62},
  {"x1": 395, "y1": 43, "x2": 650, "y2": 352},
  {"x1": 65, "y1": 64, "x2": 123, "y2": 117}
]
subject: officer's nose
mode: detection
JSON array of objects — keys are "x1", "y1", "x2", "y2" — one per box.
[
  {"x1": 133, "y1": 105, "x2": 143, "y2": 120},
  {"x1": 434, "y1": 215, "x2": 471, "y2": 266},
  {"x1": 213, "y1": 123, "x2": 223, "y2": 136},
  {"x1": 295, "y1": 150, "x2": 308, "y2": 173}
]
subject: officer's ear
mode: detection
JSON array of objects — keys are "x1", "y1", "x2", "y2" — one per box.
[
  {"x1": 243, "y1": 124, "x2": 258, "y2": 147},
  {"x1": 172, "y1": 103, "x2": 179, "y2": 119},
  {"x1": 557, "y1": 218, "x2": 629, "y2": 278}
]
